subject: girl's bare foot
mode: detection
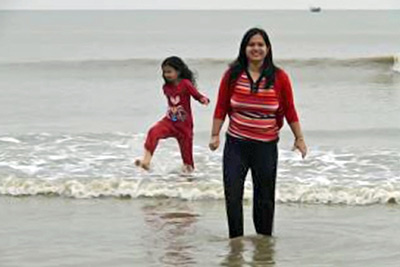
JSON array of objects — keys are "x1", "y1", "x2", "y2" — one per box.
[
  {"x1": 182, "y1": 165, "x2": 194, "y2": 174},
  {"x1": 135, "y1": 159, "x2": 150, "y2": 171}
]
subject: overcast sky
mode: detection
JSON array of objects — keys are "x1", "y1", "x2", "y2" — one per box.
[{"x1": 0, "y1": 0, "x2": 399, "y2": 10}]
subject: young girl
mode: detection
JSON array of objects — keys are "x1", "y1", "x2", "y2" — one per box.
[{"x1": 135, "y1": 56, "x2": 210, "y2": 173}]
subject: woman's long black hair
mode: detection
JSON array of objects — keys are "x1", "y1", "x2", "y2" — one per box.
[
  {"x1": 162, "y1": 56, "x2": 197, "y2": 86},
  {"x1": 229, "y1": 28, "x2": 278, "y2": 90}
]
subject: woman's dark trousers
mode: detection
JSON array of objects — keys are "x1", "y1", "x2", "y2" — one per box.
[{"x1": 223, "y1": 134, "x2": 278, "y2": 238}]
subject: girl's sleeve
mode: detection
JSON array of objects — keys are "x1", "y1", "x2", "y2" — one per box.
[
  {"x1": 280, "y1": 71, "x2": 299, "y2": 123},
  {"x1": 185, "y1": 80, "x2": 208, "y2": 102},
  {"x1": 162, "y1": 85, "x2": 168, "y2": 100},
  {"x1": 213, "y1": 70, "x2": 231, "y2": 120}
]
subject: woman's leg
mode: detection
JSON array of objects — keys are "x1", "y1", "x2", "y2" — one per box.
[
  {"x1": 249, "y1": 141, "x2": 278, "y2": 236},
  {"x1": 223, "y1": 134, "x2": 251, "y2": 238}
]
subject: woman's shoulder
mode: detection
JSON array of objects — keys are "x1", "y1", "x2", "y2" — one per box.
[
  {"x1": 223, "y1": 68, "x2": 233, "y2": 75},
  {"x1": 221, "y1": 67, "x2": 239, "y2": 81},
  {"x1": 275, "y1": 67, "x2": 289, "y2": 81}
]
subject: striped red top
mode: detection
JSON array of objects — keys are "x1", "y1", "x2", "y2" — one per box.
[{"x1": 214, "y1": 68, "x2": 299, "y2": 142}]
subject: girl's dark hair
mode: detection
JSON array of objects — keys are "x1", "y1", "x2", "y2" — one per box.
[
  {"x1": 161, "y1": 56, "x2": 196, "y2": 86},
  {"x1": 229, "y1": 28, "x2": 278, "y2": 90}
]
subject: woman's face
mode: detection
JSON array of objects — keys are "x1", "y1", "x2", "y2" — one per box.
[
  {"x1": 162, "y1": 65, "x2": 179, "y2": 82},
  {"x1": 245, "y1": 34, "x2": 269, "y2": 63}
]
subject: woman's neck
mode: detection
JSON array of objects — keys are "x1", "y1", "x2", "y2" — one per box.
[{"x1": 247, "y1": 61, "x2": 263, "y2": 73}]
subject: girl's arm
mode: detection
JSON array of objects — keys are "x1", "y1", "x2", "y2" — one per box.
[{"x1": 184, "y1": 80, "x2": 209, "y2": 104}]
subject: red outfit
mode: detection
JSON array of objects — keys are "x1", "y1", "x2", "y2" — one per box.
[
  {"x1": 214, "y1": 68, "x2": 299, "y2": 142},
  {"x1": 144, "y1": 79, "x2": 207, "y2": 168}
]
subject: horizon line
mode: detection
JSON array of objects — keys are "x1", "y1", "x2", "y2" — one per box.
[{"x1": 1, "y1": 8, "x2": 400, "y2": 11}]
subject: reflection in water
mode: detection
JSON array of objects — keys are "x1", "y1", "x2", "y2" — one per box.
[
  {"x1": 221, "y1": 237, "x2": 245, "y2": 266},
  {"x1": 221, "y1": 236, "x2": 276, "y2": 267},
  {"x1": 141, "y1": 199, "x2": 199, "y2": 266},
  {"x1": 250, "y1": 236, "x2": 276, "y2": 267}
]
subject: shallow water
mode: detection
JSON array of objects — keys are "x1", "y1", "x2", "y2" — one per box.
[
  {"x1": 1, "y1": 197, "x2": 400, "y2": 266},
  {"x1": 0, "y1": 10, "x2": 399, "y2": 266}
]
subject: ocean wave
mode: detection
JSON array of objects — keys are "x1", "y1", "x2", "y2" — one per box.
[
  {"x1": 393, "y1": 53, "x2": 400, "y2": 73},
  {"x1": 0, "y1": 55, "x2": 397, "y2": 69},
  {"x1": 1, "y1": 176, "x2": 399, "y2": 205},
  {"x1": 0, "y1": 132, "x2": 398, "y2": 205}
]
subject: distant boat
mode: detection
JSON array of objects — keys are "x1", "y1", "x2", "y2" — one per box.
[{"x1": 310, "y1": 6, "x2": 322, "y2": 12}]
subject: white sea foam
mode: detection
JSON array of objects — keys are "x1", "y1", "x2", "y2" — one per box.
[
  {"x1": 0, "y1": 137, "x2": 21, "y2": 144},
  {"x1": 393, "y1": 53, "x2": 400, "y2": 73},
  {"x1": 0, "y1": 133, "x2": 398, "y2": 205},
  {"x1": 1, "y1": 176, "x2": 400, "y2": 205}
]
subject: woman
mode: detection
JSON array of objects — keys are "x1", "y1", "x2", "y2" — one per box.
[{"x1": 209, "y1": 28, "x2": 307, "y2": 239}]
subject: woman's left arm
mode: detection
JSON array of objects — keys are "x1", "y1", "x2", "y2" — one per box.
[
  {"x1": 289, "y1": 121, "x2": 307, "y2": 158},
  {"x1": 281, "y1": 71, "x2": 307, "y2": 158}
]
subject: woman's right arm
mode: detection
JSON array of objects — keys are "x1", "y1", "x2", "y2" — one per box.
[
  {"x1": 209, "y1": 119, "x2": 224, "y2": 151},
  {"x1": 209, "y1": 70, "x2": 231, "y2": 151}
]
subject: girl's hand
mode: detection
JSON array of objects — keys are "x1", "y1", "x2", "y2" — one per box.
[
  {"x1": 292, "y1": 137, "x2": 307, "y2": 159},
  {"x1": 200, "y1": 97, "x2": 210, "y2": 106},
  {"x1": 209, "y1": 135, "x2": 220, "y2": 151}
]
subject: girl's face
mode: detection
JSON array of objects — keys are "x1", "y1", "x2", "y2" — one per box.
[
  {"x1": 162, "y1": 65, "x2": 179, "y2": 82},
  {"x1": 245, "y1": 34, "x2": 269, "y2": 63}
]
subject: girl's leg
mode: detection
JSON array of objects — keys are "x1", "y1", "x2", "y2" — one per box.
[
  {"x1": 136, "y1": 119, "x2": 175, "y2": 170},
  {"x1": 223, "y1": 134, "x2": 251, "y2": 238},
  {"x1": 177, "y1": 131, "x2": 194, "y2": 172},
  {"x1": 135, "y1": 149, "x2": 152, "y2": 170},
  {"x1": 249, "y1": 141, "x2": 278, "y2": 236}
]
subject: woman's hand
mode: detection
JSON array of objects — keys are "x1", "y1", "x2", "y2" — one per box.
[
  {"x1": 293, "y1": 137, "x2": 307, "y2": 159},
  {"x1": 209, "y1": 135, "x2": 220, "y2": 151},
  {"x1": 200, "y1": 97, "x2": 210, "y2": 106}
]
